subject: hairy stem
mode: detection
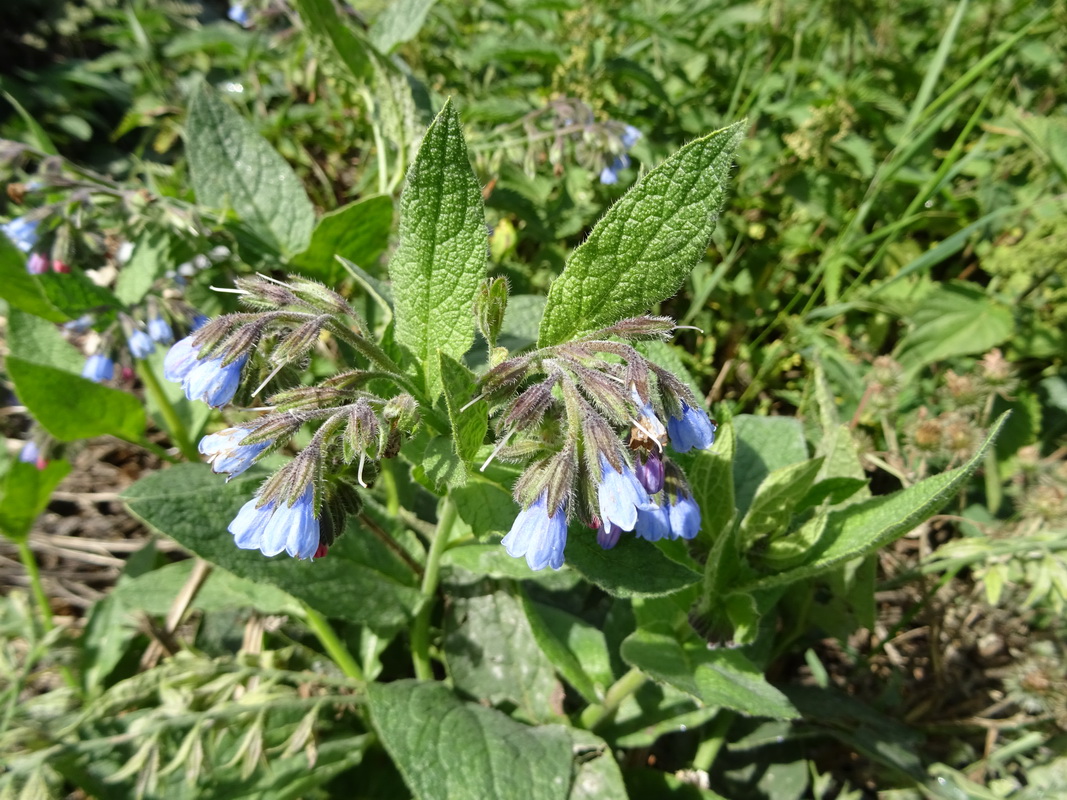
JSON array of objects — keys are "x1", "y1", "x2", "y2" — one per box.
[{"x1": 411, "y1": 496, "x2": 458, "y2": 680}]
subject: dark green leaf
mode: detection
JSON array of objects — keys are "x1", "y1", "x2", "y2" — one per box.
[
  {"x1": 291, "y1": 195, "x2": 393, "y2": 284},
  {"x1": 7, "y1": 309, "x2": 84, "y2": 372},
  {"x1": 538, "y1": 121, "x2": 744, "y2": 346},
  {"x1": 733, "y1": 415, "x2": 808, "y2": 516},
  {"x1": 567, "y1": 529, "x2": 701, "y2": 598},
  {"x1": 185, "y1": 84, "x2": 315, "y2": 256},
  {"x1": 293, "y1": 0, "x2": 373, "y2": 82},
  {"x1": 444, "y1": 589, "x2": 563, "y2": 723},
  {"x1": 389, "y1": 99, "x2": 487, "y2": 398},
  {"x1": 367, "y1": 680, "x2": 573, "y2": 800},
  {"x1": 739, "y1": 458, "x2": 824, "y2": 545},
  {"x1": 370, "y1": 0, "x2": 438, "y2": 53},
  {"x1": 37, "y1": 271, "x2": 120, "y2": 319},
  {"x1": 621, "y1": 627, "x2": 799, "y2": 719},
  {"x1": 522, "y1": 595, "x2": 613, "y2": 704},
  {"x1": 0, "y1": 237, "x2": 65, "y2": 322},
  {"x1": 7, "y1": 358, "x2": 147, "y2": 443},
  {"x1": 737, "y1": 413, "x2": 1009, "y2": 593},
  {"x1": 439, "y1": 351, "x2": 488, "y2": 466},
  {"x1": 0, "y1": 460, "x2": 70, "y2": 542},
  {"x1": 114, "y1": 229, "x2": 173, "y2": 306}
]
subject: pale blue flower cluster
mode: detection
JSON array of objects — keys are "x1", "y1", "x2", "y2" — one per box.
[
  {"x1": 229, "y1": 487, "x2": 320, "y2": 559},
  {"x1": 82, "y1": 354, "x2": 115, "y2": 383},
  {"x1": 164, "y1": 335, "x2": 247, "y2": 408},
  {"x1": 502, "y1": 494, "x2": 569, "y2": 571}
]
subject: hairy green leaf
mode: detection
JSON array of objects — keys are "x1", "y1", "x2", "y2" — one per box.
[
  {"x1": 389, "y1": 99, "x2": 487, "y2": 398},
  {"x1": 186, "y1": 84, "x2": 314, "y2": 256},
  {"x1": 538, "y1": 121, "x2": 744, "y2": 346},
  {"x1": 368, "y1": 680, "x2": 573, "y2": 800},
  {"x1": 0, "y1": 238, "x2": 65, "y2": 322},
  {"x1": 439, "y1": 351, "x2": 488, "y2": 467},
  {"x1": 567, "y1": 530, "x2": 701, "y2": 598},
  {"x1": 291, "y1": 195, "x2": 393, "y2": 284},
  {"x1": 7, "y1": 358, "x2": 147, "y2": 443},
  {"x1": 0, "y1": 460, "x2": 70, "y2": 543}
]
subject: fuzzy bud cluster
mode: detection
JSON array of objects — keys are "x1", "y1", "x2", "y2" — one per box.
[{"x1": 483, "y1": 315, "x2": 717, "y2": 571}]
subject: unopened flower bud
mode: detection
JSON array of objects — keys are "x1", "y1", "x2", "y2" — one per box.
[
  {"x1": 383, "y1": 394, "x2": 419, "y2": 431},
  {"x1": 502, "y1": 379, "x2": 557, "y2": 431},
  {"x1": 598, "y1": 315, "x2": 675, "y2": 341},
  {"x1": 272, "y1": 317, "x2": 325, "y2": 364},
  {"x1": 635, "y1": 451, "x2": 665, "y2": 494},
  {"x1": 475, "y1": 276, "x2": 509, "y2": 347}
]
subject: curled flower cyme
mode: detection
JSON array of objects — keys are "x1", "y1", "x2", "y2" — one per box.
[
  {"x1": 667, "y1": 402, "x2": 717, "y2": 452},
  {"x1": 199, "y1": 426, "x2": 270, "y2": 479},
  {"x1": 229, "y1": 486, "x2": 319, "y2": 559},
  {"x1": 82, "y1": 354, "x2": 114, "y2": 383},
  {"x1": 502, "y1": 493, "x2": 568, "y2": 571},
  {"x1": 598, "y1": 455, "x2": 653, "y2": 532}
]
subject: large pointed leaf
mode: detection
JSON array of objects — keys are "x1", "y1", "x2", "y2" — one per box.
[
  {"x1": 367, "y1": 680, "x2": 573, "y2": 800},
  {"x1": 537, "y1": 121, "x2": 744, "y2": 346},
  {"x1": 185, "y1": 84, "x2": 315, "y2": 256},
  {"x1": 737, "y1": 412, "x2": 1009, "y2": 592},
  {"x1": 389, "y1": 99, "x2": 487, "y2": 398}
]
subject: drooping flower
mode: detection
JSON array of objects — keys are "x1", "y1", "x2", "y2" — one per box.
[
  {"x1": 227, "y1": 2, "x2": 252, "y2": 26},
  {"x1": 63, "y1": 315, "x2": 93, "y2": 333},
  {"x1": 127, "y1": 329, "x2": 155, "y2": 360},
  {"x1": 81, "y1": 353, "x2": 114, "y2": 383},
  {"x1": 635, "y1": 451, "x2": 665, "y2": 494},
  {"x1": 147, "y1": 316, "x2": 174, "y2": 345},
  {"x1": 667, "y1": 494, "x2": 701, "y2": 540},
  {"x1": 621, "y1": 124, "x2": 642, "y2": 149},
  {"x1": 165, "y1": 334, "x2": 247, "y2": 407},
  {"x1": 598, "y1": 454, "x2": 653, "y2": 532},
  {"x1": 502, "y1": 493, "x2": 568, "y2": 571},
  {"x1": 666, "y1": 401, "x2": 717, "y2": 452},
  {"x1": 593, "y1": 517, "x2": 623, "y2": 550},
  {"x1": 199, "y1": 426, "x2": 270, "y2": 479},
  {"x1": 164, "y1": 335, "x2": 200, "y2": 381},
  {"x1": 634, "y1": 504, "x2": 671, "y2": 541},
  {"x1": 27, "y1": 253, "x2": 48, "y2": 274},
  {"x1": 2, "y1": 217, "x2": 39, "y2": 253},
  {"x1": 181, "y1": 353, "x2": 248, "y2": 408},
  {"x1": 229, "y1": 486, "x2": 319, "y2": 559},
  {"x1": 631, "y1": 387, "x2": 668, "y2": 449},
  {"x1": 599, "y1": 165, "x2": 619, "y2": 185},
  {"x1": 19, "y1": 441, "x2": 45, "y2": 469}
]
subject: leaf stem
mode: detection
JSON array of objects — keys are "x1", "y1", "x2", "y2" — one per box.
[
  {"x1": 692, "y1": 710, "x2": 735, "y2": 772},
  {"x1": 137, "y1": 360, "x2": 199, "y2": 461},
  {"x1": 579, "y1": 666, "x2": 648, "y2": 730},
  {"x1": 302, "y1": 604, "x2": 364, "y2": 682},
  {"x1": 411, "y1": 495, "x2": 458, "y2": 680}
]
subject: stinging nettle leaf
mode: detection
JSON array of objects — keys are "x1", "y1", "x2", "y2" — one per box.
[
  {"x1": 389, "y1": 99, "x2": 488, "y2": 399},
  {"x1": 185, "y1": 84, "x2": 315, "y2": 256},
  {"x1": 537, "y1": 120, "x2": 745, "y2": 347}
]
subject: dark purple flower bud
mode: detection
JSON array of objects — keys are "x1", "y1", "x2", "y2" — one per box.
[
  {"x1": 596, "y1": 519, "x2": 623, "y2": 550},
  {"x1": 501, "y1": 493, "x2": 568, "y2": 571},
  {"x1": 635, "y1": 451, "x2": 665, "y2": 494}
]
